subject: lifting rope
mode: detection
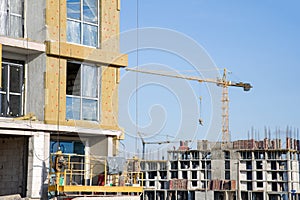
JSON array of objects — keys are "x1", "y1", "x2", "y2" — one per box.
[{"x1": 135, "y1": 0, "x2": 140, "y2": 155}]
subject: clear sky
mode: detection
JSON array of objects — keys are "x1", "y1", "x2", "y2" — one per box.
[{"x1": 117, "y1": 0, "x2": 300, "y2": 158}]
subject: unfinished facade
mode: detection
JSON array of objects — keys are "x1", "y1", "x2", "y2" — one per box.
[
  {"x1": 141, "y1": 137, "x2": 300, "y2": 200},
  {"x1": 0, "y1": 0, "x2": 127, "y2": 198}
]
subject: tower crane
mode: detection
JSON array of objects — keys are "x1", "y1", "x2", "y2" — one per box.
[
  {"x1": 138, "y1": 132, "x2": 192, "y2": 160},
  {"x1": 127, "y1": 68, "x2": 252, "y2": 143}
]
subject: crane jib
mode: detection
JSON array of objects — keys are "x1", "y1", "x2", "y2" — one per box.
[{"x1": 127, "y1": 68, "x2": 252, "y2": 143}]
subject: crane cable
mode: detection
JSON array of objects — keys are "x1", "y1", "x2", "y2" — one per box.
[
  {"x1": 56, "y1": 0, "x2": 61, "y2": 151},
  {"x1": 135, "y1": 0, "x2": 140, "y2": 155},
  {"x1": 199, "y1": 96, "x2": 203, "y2": 126}
]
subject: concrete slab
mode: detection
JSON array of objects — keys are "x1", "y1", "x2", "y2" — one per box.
[
  {"x1": 0, "y1": 194, "x2": 21, "y2": 200},
  {"x1": 72, "y1": 196, "x2": 140, "y2": 200}
]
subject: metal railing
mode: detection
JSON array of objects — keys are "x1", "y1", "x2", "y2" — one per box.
[{"x1": 49, "y1": 153, "x2": 143, "y2": 188}]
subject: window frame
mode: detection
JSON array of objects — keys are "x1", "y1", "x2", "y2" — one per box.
[
  {"x1": 66, "y1": 61, "x2": 101, "y2": 122},
  {"x1": 66, "y1": 0, "x2": 100, "y2": 48},
  {"x1": 0, "y1": 61, "x2": 24, "y2": 117}
]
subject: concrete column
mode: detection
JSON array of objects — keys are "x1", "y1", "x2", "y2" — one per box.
[
  {"x1": 0, "y1": 43, "x2": 2, "y2": 88},
  {"x1": 252, "y1": 160, "x2": 256, "y2": 190},
  {"x1": 85, "y1": 140, "x2": 91, "y2": 185},
  {"x1": 107, "y1": 136, "x2": 113, "y2": 157},
  {"x1": 263, "y1": 160, "x2": 268, "y2": 200},
  {"x1": 27, "y1": 132, "x2": 50, "y2": 199},
  {"x1": 287, "y1": 152, "x2": 292, "y2": 200}
]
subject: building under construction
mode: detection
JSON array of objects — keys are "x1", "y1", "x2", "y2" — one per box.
[
  {"x1": 140, "y1": 135, "x2": 300, "y2": 200},
  {"x1": 0, "y1": 0, "x2": 145, "y2": 199},
  {"x1": 1, "y1": 0, "x2": 300, "y2": 200}
]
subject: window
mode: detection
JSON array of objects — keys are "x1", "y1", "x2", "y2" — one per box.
[
  {"x1": 192, "y1": 171, "x2": 197, "y2": 179},
  {"x1": 256, "y1": 161, "x2": 263, "y2": 169},
  {"x1": 241, "y1": 151, "x2": 252, "y2": 159},
  {"x1": 257, "y1": 181, "x2": 263, "y2": 188},
  {"x1": 182, "y1": 171, "x2": 187, "y2": 179},
  {"x1": 0, "y1": 0, "x2": 23, "y2": 37},
  {"x1": 225, "y1": 161, "x2": 230, "y2": 169},
  {"x1": 256, "y1": 171, "x2": 263, "y2": 180},
  {"x1": 0, "y1": 61, "x2": 24, "y2": 117},
  {"x1": 67, "y1": 0, "x2": 99, "y2": 47},
  {"x1": 246, "y1": 161, "x2": 252, "y2": 169},
  {"x1": 50, "y1": 140, "x2": 84, "y2": 154},
  {"x1": 224, "y1": 151, "x2": 230, "y2": 159},
  {"x1": 171, "y1": 171, "x2": 178, "y2": 179},
  {"x1": 271, "y1": 161, "x2": 276, "y2": 170},
  {"x1": 225, "y1": 171, "x2": 230, "y2": 180},
  {"x1": 272, "y1": 172, "x2": 277, "y2": 180},
  {"x1": 247, "y1": 182, "x2": 252, "y2": 191},
  {"x1": 247, "y1": 171, "x2": 252, "y2": 180},
  {"x1": 66, "y1": 62, "x2": 100, "y2": 121},
  {"x1": 254, "y1": 151, "x2": 265, "y2": 159}
]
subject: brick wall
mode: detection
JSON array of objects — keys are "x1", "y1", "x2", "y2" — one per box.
[{"x1": 0, "y1": 136, "x2": 28, "y2": 196}]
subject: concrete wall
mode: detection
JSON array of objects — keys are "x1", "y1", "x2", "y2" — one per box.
[
  {"x1": 0, "y1": 136, "x2": 28, "y2": 197},
  {"x1": 90, "y1": 136, "x2": 110, "y2": 157},
  {"x1": 73, "y1": 196, "x2": 140, "y2": 200},
  {"x1": 88, "y1": 136, "x2": 116, "y2": 184},
  {"x1": 195, "y1": 191, "x2": 214, "y2": 200},
  {"x1": 230, "y1": 158, "x2": 239, "y2": 183},
  {"x1": 211, "y1": 150, "x2": 225, "y2": 180},
  {"x1": 291, "y1": 160, "x2": 300, "y2": 192},
  {"x1": 26, "y1": 54, "x2": 46, "y2": 120},
  {"x1": 211, "y1": 159, "x2": 224, "y2": 180},
  {"x1": 25, "y1": 0, "x2": 46, "y2": 41}
]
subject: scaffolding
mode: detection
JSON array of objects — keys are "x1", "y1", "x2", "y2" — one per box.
[{"x1": 48, "y1": 152, "x2": 143, "y2": 197}]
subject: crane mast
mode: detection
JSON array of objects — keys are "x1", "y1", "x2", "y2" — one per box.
[
  {"x1": 220, "y1": 68, "x2": 230, "y2": 142},
  {"x1": 222, "y1": 82, "x2": 230, "y2": 142},
  {"x1": 127, "y1": 68, "x2": 252, "y2": 143}
]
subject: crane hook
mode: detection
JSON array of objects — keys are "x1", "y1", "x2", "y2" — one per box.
[
  {"x1": 199, "y1": 96, "x2": 203, "y2": 126},
  {"x1": 199, "y1": 118, "x2": 204, "y2": 126}
]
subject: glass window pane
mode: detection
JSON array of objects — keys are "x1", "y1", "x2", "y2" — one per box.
[
  {"x1": 9, "y1": 94, "x2": 21, "y2": 117},
  {"x1": 83, "y1": 0, "x2": 98, "y2": 23},
  {"x1": 9, "y1": 15, "x2": 23, "y2": 37},
  {"x1": 0, "y1": 94, "x2": 7, "y2": 116},
  {"x1": 10, "y1": 65, "x2": 22, "y2": 93},
  {"x1": 10, "y1": 0, "x2": 23, "y2": 15},
  {"x1": 67, "y1": 0, "x2": 81, "y2": 20},
  {"x1": 67, "y1": 63, "x2": 81, "y2": 96},
  {"x1": 1, "y1": 64, "x2": 8, "y2": 92},
  {"x1": 66, "y1": 96, "x2": 80, "y2": 120},
  {"x1": 83, "y1": 24, "x2": 97, "y2": 47},
  {"x1": 82, "y1": 98, "x2": 97, "y2": 121},
  {"x1": 74, "y1": 141, "x2": 85, "y2": 154},
  {"x1": 67, "y1": 20, "x2": 81, "y2": 44},
  {"x1": 82, "y1": 65, "x2": 97, "y2": 98}
]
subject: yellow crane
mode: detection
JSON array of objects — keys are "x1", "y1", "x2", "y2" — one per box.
[{"x1": 127, "y1": 68, "x2": 252, "y2": 143}]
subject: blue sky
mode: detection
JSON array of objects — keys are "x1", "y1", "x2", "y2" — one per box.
[{"x1": 118, "y1": 1, "x2": 300, "y2": 157}]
